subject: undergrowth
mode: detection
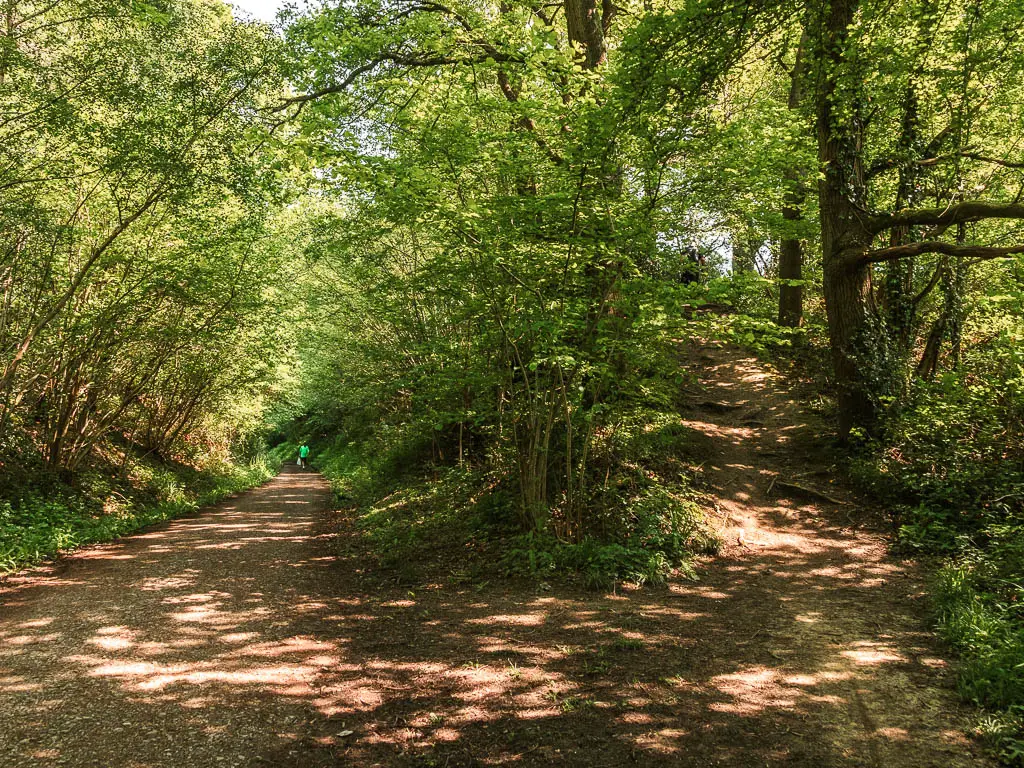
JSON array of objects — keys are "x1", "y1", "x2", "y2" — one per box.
[
  {"x1": 301, "y1": 406, "x2": 720, "y2": 589},
  {"x1": 499, "y1": 409, "x2": 720, "y2": 588}
]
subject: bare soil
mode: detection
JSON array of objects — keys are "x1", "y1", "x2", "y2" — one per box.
[{"x1": 0, "y1": 346, "x2": 990, "y2": 767}]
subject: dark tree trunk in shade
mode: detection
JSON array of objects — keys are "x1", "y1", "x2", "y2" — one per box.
[
  {"x1": 564, "y1": 0, "x2": 607, "y2": 69},
  {"x1": 778, "y1": 33, "x2": 808, "y2": 328},
  {"x1": 778, "y1": 175, "x2": 806, "y2": 327},
  {"x1": 813, "y1": 0, "x2": 879, "y2": 436}
]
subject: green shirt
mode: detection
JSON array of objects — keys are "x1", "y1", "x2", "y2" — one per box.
[{"x1": 299, "y1": 445, "x2": 310, "y2": 458}]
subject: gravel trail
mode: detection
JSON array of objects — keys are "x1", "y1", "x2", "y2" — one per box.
[{"x1": 0, "y1": 466, "x2": 337, "y2": 767}]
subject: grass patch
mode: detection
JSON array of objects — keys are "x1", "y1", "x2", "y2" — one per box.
[
  {"x1": 296, "y1": 433, "x2": 493, "y2": 580},
  {"x1": 934, "y1": 549, "x2": 1024, "y2": 765}
]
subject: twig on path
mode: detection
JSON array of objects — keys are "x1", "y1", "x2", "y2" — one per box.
[
  {"x1": 766, "y1": 475, "x2": 778, "y2": 496},
  {"x1": 697, "y1": 400, "x2": 746, "y2": 413},
  {"x1": 737, "y1": 628, "x2": 766, "y2": 645},
  {"x1": 774, "y1": 480, "x2": 847, "y2": 506}
]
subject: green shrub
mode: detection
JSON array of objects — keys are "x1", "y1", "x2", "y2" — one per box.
[
  {"x1": 501, "y1": 483, "x2": 717, "y2": 589},
  {"x1": 935, "y1": 557, "x2": 1024, "y2": 765},
  {"x1": 305, "y1": 399, "x2": 720, "y2": 589}
]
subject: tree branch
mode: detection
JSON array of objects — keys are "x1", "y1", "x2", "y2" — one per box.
[
  {"x1": 865, "y1": 125, "x2": 953, "y2": 179},
  {"x1": 911, "y1": 258, "x2": 947, "y2": 307},
  {"x1": 276, "y1": 51, "x2": 523, "y2": 110},
  {"x1": 863, "y1": 240, "x2": 1024, "y2": 264},
  {"x1": 494, "y1": 70, "x2": 564, "y2": 165},
  {"x1": 953, "y1": 151, "x2": 1024, "y2": 170},
  {"x1": 275, "y1": 60, "x2": 385, "y2": 109},
  {"x1": 867, "y1": 144, "x2": 1024, "y2": 179},
  {"x1": 869, "y1": 201, "x2": 1024, "y2": 234}
]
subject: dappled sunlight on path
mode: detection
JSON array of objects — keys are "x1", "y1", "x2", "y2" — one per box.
[
  {"x1": 0, "y1": 467, "x2": 345, "y2": 767},
  {"x1": 0, "y1": 355, "x2": 991, "y2": 767}
]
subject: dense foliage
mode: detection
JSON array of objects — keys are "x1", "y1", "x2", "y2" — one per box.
[
  {"x1": 0, "y1": 0, "x2": 287, "y2": 472},
  {"x1": 0, "y1": 0, "x2": 292, "y2": 569},
  {"x1": 0, "y1": 450, "x2": 274, "y2": 572}
]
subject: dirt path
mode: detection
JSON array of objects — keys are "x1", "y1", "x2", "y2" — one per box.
[{"x1": 0, "y1": 348, "x2": 990, "y2": 767}]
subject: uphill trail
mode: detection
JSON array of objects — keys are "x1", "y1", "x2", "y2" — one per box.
[{"x1": 0, "y1": 345, "x2": 990, "y2": 767}]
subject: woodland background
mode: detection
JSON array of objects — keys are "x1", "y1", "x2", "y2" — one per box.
[{"x1": 1, "y1": 0, "x2": 1023, "y2": 760}]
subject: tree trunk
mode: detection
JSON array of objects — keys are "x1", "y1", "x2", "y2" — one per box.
[
  {"x1": 564, "y1": 0, "x2": 606, "y2": 69},
  {"x1": 881, "y1": 84, "x2": 924, "y2": 357},
  {"x1": 814, "y1": 0, "x2": 877, "y2": 437},
  {"x1": 822, "y1": 258, "x2": 876, "y2": 436},
  {"x1": 915, "y1": 307, "x2": 946, "y2": 380},
  {"x1": 916, "y1": 223, "x2": 967, "y2": 379},
  {"x1": 778, "y1": 175, "x2": 805, "y2": 327},
  {"x1": 778, "y1": 33, "x2": 808, "y2": 328},
  {"x1": 731, "y1": 234, "x2": 758, "y2": 273}
]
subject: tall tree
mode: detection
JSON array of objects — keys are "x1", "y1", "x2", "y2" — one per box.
[
  {"x1": 778, "y1": 31, "x2": 808, "y2": 327},
  {"x1": 808, "y1": 0, "x2": 1024, "y2": 435}
]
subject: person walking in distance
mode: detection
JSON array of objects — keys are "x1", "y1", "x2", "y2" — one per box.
[{"x1": 298, "y1": 443, "x2": 310, "y2": 469}]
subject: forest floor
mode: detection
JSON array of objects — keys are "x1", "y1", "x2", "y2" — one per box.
[{"x1": 0, "y1": 346, "x2": 991, "y2": 767}]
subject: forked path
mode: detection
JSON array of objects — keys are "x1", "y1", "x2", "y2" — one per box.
[{"x1": 0, "y1": 348, "x2": 990, "y2": 767}]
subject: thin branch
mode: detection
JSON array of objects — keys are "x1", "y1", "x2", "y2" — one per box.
[
  {"x1": 0, "y1": 168, "x2": 101, "y2": 193},
  {"x1": 274, "y1": 51, "x2": 523, "y2": 110},
  {"x1": 867, "y1": 145, "x2": 1024, "y2": 179},
  {"x1": 898, "y1": 147, "x2": 1024, "y2": 171},
  {"x1": 411, "y1": 2, "x2": 474, "y2": 33},
  {"x1": 911, "y1": 258, "x2": 947, "y2": 307},
  {"x1": 953, "y1": 151, "x2": 1024, "y2": 170},
  {"x1": 865, "y1": 125, "x2": 953, "y2": 179},
  {"x1": 274, "y1": 59, "x2": 388, "y2": 109}
]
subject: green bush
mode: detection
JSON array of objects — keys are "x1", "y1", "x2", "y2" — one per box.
[
  {"x1": 501, "y1": 484, "x2": 717, "y2": 589},
  {"x1": 304, "y1": 400, "x2": 721, "y2": 589},
  {"x1": 936, "y1": 558, "x2": 1024, "y2": 765},
  {"x1": 852, "y1": 365, "x2": 1022, "y2": 551}
]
